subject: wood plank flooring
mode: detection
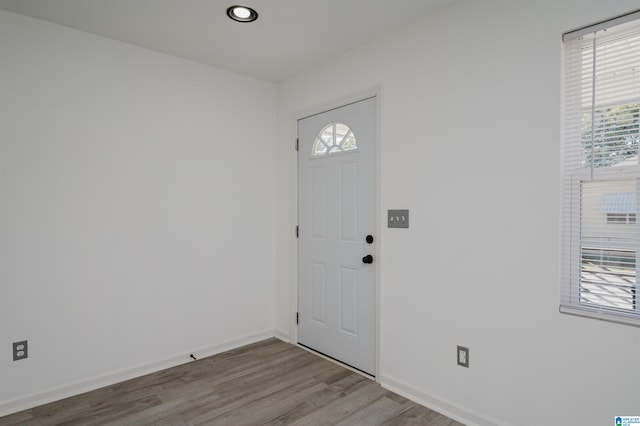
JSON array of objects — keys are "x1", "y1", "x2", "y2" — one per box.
[{"x1": 1, "y1": 338, "x2": 464, "y2": 425}]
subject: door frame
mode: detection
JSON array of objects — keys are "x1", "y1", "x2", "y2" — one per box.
[{"x1": 291, "y1": 87, "x2": 382, "y2": 378}]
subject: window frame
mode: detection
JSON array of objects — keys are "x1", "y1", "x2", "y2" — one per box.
[{"x1": 561, "y1": 11, "x2": 640, "y2": 327}]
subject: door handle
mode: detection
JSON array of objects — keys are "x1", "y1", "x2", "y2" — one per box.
[{"x1": 362, "y1": 255, "x2": 373, "y2": 264}]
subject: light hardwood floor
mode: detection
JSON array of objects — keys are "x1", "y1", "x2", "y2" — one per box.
[{"x1": 1, "y1": 338, "x2": 463, "y2": 425}]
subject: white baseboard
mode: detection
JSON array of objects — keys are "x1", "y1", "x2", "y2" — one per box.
[
  {"x1": 274, "y1": 328, "x2": 291, "y2": 343},
  {"x1": 0, "y1": 329, "x2": 274, "y2": 417},
  {"x1": 379, "y1": 374, "x2": 506, "y2": 426}
]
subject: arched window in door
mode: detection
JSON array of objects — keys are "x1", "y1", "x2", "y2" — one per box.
[{"x1": 312, "y1": 122, "x2": 357, "y2": 156}]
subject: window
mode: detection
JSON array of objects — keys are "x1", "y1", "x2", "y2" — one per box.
[
  {"x1": 312, "y1": 122, "x2": 357, "y2": 157},
  {"x1": 561, "y1": 11, "x2": 640, "y2": 326},
  {"x1": 603, "y1": 192, "x2": 637, "y2": 223},
  {"x1": 607, "y1": 213, "x2": 636, "y2": 224}
]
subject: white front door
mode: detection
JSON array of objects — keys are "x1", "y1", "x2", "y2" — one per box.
[{"x1": 297, "y1": 97, "x2": 376, "y2": 375}]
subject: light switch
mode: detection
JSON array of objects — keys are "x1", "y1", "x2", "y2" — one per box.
[{"x1": 388, "y1": 209, "x2": 409, "y2": 228}]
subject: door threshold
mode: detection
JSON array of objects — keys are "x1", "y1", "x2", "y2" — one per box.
[{"x1": 297, "y1": 343, "x2": 375, "y2": 381}]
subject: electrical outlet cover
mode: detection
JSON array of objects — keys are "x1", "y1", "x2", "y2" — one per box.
[
  {"x1": 13, "y1": 340, "x2": 28, "y2": 361},
  {"x1": 457, "y1": 345, "x2": 469, "y2": 368}
]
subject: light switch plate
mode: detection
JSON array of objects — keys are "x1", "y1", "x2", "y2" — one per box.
[{"x1": 388, "y1": 209, "x2": 409, "y2": 228}]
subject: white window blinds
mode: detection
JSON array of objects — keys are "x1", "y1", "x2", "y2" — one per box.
[{"x1": 561, "y1": 11, "x2": 640, "y2": 326}]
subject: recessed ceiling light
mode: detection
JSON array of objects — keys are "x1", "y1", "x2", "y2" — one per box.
[{"x1": 227, "y1": 5, "x2": 258, "y2": 23}]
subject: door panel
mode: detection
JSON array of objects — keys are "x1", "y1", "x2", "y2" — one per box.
[
  {"x1": 298, "y1": 97, "x2": 376, "y2": 375},
  {"x1": 311, "y1": 167, "x2": 326, "y2": 239},
  {"x1": 339, "y1": 266, "x2": 358, "y2": 336},
  {"x1": 311, "y1": 262, "x2": 327, "y2": 324},
  {"x1": 340, "y1": 162, "x2": 358, "y2": 242}
]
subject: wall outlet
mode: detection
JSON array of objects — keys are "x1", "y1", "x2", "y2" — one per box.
[
  {"x1": 457, "y1": 345, "x2": 469, "y2": 368},
  {"x1": 13, "y1": 340, "x2": 28, "y2": 361}
]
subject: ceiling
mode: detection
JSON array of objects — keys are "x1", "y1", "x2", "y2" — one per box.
[{"x1": 0, "y1": 0, "x2": 458, "y2": 82}]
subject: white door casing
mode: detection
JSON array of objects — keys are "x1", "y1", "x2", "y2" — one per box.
[{"x1": 297, "y1": 97, "x2": 376, "y2": 375}]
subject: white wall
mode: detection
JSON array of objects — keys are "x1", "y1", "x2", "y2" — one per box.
[
  {"x1": 0, "y1": 10, "x2": 276, "y2": 414},
  {"x1": 276, "y1": 1, "x2": 640, "y2": 425}
]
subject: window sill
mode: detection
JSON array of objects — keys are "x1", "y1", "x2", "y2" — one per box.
[{"x1": 560, "y1": 304, "x2": 640, "y2": 327}]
